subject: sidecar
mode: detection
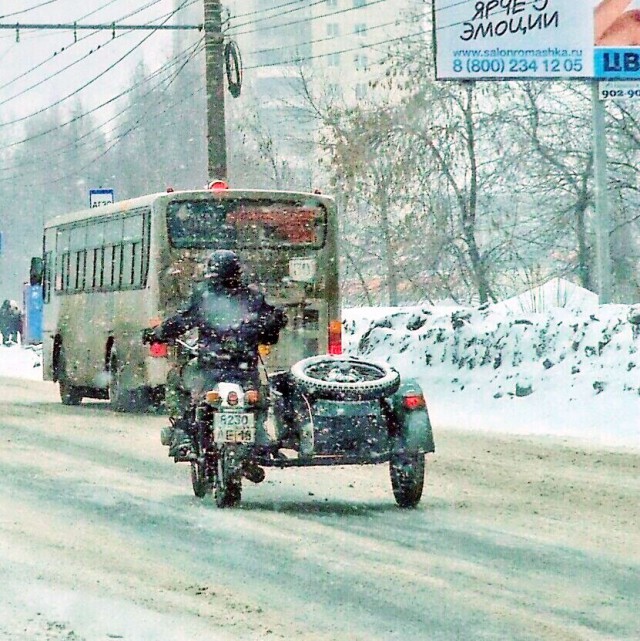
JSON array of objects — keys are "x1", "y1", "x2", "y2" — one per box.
[{"x1": 260, "y1": 355, "x2": 435, "y2": 508}]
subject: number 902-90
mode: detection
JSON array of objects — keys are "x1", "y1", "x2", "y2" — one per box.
[{"x1": 601, "y1": 89, "x2": 640, "y2": 98}]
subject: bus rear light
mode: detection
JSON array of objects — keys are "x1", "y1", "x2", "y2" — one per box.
[
  {"x1": 328, "y1": 320, "x2": 342, "y2": 355},
  {"x1": 403, "y1": 393, "x2": 426, "y2": 411},
  {"x1": 149, "y1": 342, "x2": 168, "y2": 358},
  {"x1": 245, "y1": 389, "x2": 260, "y2": 405},
  {"x1": 208, "y1": 179, "x2": 229, "y2": 190}
]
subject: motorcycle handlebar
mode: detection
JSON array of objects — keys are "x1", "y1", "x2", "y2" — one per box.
[{"x1": 175, "y1": 338, "x2": 198, "y2": 354}]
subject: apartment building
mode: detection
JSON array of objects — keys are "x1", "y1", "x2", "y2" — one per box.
[
  {"x1": 310, "y1": 0, "x2": 419, "y2": 104},
  {"x1": 223, "y1": 0, "x2": 419, "y2": 185}
]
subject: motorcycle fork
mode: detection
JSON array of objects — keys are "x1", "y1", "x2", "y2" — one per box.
[{"x1": 194, "y1": 405, "x2": 216, "y2": 479}]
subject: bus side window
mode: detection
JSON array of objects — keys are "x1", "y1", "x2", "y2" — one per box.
[
  {"x1": 86, "y1": 248, "x2": 95, "y2": 290},
  {"x1": 97, "y1": 247, "x2": 105, "y2": 288},
  {"x1": 104, "y1": 246, "x2": 114, "y2": 288},
  {"x1": 123, "y1": 214, "x2": 141, "y2": 287},
  {"x1": 69, "y1": 225, "x2": 86, "y2": 291},
  {"x1": 85, "y1": 248, "x2": 94, "y2": 291},
  {"x1": 73, "y1": 251, "x2": 81, "y2": 290},
  {"x1": 115, "y1": 244, "x2": 124, "y2": 289},
  {"x1": 55, "y1": 254, "x2": 63, "y2": 292},
  {"x1": 130, "y1": 242, "x2": 141, "y2": 286},
  {"x1": 43, "y1": 251, "x2": 52, "y2": 302}
]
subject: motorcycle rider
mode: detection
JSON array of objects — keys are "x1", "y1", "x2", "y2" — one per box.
[{"x1": 146, "y1": 250, "x2": 287, "y2": 459}]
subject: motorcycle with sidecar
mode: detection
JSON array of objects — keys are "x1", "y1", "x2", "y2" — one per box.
[{"x1": 160, "y1": 340, "x2": 435, "y2": 508}]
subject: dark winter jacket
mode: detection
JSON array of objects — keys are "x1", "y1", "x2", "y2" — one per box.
[
  {"x1": 155, "y1": 281, "x2": 287, "y2": 367},
  {"x1": 0, "y1": 300, "x2": 22, "y2": 343}
]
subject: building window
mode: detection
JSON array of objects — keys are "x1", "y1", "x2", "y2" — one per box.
[
  {"x1": 354, "y1": 23, "x2": 367, "y2": 36},
  {"x1": 328, "y1": 52, "x2": 341, "y2": 66},
  {"x1": 327, "y1": 23, "x2": 340, "y2": 37},
  {"x1": 355, "y1": 83, "x2": 367, "y2": 99},
  {"x1": 354, "y1": 53, "x2": 368, "y2": 70},
  {"x1": 353, "y1": 0, "x2": 366, "y2": 7},
  {"x1": 327, "y1": 0, "x2": 338, "y2": 6},
  {"x1": 327, "y1": 83, "x2": 342, "y2": 99}
]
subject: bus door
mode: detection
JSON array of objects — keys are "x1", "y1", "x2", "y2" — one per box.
[{"x1": 41, "y1": 227, "x2": 58, "y2": 381}]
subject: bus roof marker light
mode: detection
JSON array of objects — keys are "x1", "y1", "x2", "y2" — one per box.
[{"x1": 208, "y1": 180, "x2": 229, "y2": 190}]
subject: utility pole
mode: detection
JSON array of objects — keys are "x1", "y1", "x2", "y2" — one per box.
[
  {"x1": 591, "y1": 81, "x2": 612, "y2": 305},
  {"x1": 204, "y1": 0, "x2": 227, "y2": 181}
]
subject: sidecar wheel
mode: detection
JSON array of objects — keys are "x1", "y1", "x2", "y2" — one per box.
[
  {"x1": 390, "y1": 454, "x2": 425, "y2": 508},
  {"x1": 191, "y1": 459, "x2": 211, "y2": 498},
  {"x1": 215, "y1": 451, "x2": 242, "y2": 508},
  {"x1": 290, "y1": 355, "x2": 400, "y2": 401}
]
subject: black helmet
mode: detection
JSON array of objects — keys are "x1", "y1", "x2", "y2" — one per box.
[{"x1": 205, "y1": 249, "x2": 242, "y2": 285}]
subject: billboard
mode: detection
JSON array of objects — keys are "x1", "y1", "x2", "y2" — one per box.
[{"x1": 433, "y1": 0, "x2": 640, "y2": 80}]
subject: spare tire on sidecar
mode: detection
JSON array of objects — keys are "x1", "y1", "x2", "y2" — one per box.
[
  {"x1": 267, "y1": 355, "x2": 435, "y2": 508},
  {"x1": 290, "y1": 354, "x2": 401, "y2": 400}
]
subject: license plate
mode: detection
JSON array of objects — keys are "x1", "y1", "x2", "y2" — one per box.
[{"x1": 213, "y1": 413, "x2": 255, "y2": 444}]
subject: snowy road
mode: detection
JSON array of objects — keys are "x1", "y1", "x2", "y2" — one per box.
[{"x1": 0, "y1": 377, "x2": 638, "y2": 641}]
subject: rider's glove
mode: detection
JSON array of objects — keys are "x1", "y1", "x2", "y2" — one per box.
[{"x1": 142, "y1": 327, "x2": 160, "y2": 344}]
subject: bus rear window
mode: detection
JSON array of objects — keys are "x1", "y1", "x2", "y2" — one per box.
[{"x1": 166, "y1": 199, "x2": 327, "y2": 249}]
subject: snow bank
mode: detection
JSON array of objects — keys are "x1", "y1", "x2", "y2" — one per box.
[{"x1": 344, "y1": 301, "x2": 640, "y2": 448}]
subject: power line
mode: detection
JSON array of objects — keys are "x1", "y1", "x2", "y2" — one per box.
[
  {"x1": 245, "y1": 29, "x2": 424, "y2": 70},
  {"x1": 0, "y1": 32, "x2": 125, "y2": 109},
  {"x1": 246, "y1": 18, "x2": 406, "y2": 58},
  {"x1": 0, "y1": 22, "x2": 201, "y2": 32},
  {"x1": 0, "y1": 40, "x2": 205, "y2": 183},
  {"x1": 0, "y1": 0, "x2": 62, "y2": 20},
  {"x1": 0, "y1": 0, "x2": 201, "y2": 32},
  {"x1": 0, "y1": 0, "x2": 125, "y2": 42},
  {"x1": 0, "y1": 0, "x2": 197, "y2": 93},
  {"x1": 0, "y1": 36, "x2": 204, "y2": 155},
  {"x1": 228, "y1": 0, "x2": 390, "y2": 37},
  {"x1": 8, "y1": 60, "x2": 207, "y2": 189},
  {"x1": 229, "y1": 0, "x2": 306, "y2": 22},
  {"x1": 229, "y1": 0, "x2": 326, "y2": 31},
  {"x1": 0, "y1": 0, "x2": 194, "y2": 129}
]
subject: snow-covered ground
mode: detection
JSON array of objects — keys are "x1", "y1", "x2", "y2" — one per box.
[
  {"x1": 2, "y1": 283, "x2": 639, "y2": 449},
  {"x1": 0, "y1": 343, "x2": 43, "y2": 381}
]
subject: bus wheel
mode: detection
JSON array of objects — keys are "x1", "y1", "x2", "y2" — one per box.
[
  {"x1": 58, "y1": 346, "x2": 82, "y2": 406},
  {"x1": 109, "y1": 351, "x2": 133, "y2": 412}
]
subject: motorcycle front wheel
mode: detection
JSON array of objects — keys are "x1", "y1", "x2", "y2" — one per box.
[
  {"x1": 191, "y1": 457, "x2": 211, "y2": 498},
  {"x1": 215, "y1": 447, "x2": 242, "y2": 508}
]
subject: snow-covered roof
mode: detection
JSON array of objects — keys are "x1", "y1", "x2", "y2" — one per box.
[{"x1": 492, "y1": 278, "x2": 599, "y2": 314}]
